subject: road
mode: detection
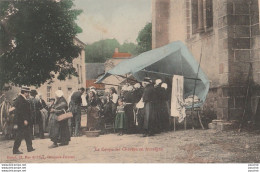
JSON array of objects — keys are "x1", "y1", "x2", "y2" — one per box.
[{"x1": 0, "y1": 129, "x2": 260, "y2": 163}]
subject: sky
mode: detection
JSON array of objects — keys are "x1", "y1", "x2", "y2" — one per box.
[{"x1": 73, "y1": 0, "x2": 152, "y2": 44}]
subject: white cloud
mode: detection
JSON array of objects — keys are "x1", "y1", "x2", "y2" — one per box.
[{"x1": 74, "y1": 0, "x2": 151, "y2": 44}]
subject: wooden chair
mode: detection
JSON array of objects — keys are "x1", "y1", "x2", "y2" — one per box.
[{"x1": 104, "y1": 123, "x2": 115, "y2": 133}]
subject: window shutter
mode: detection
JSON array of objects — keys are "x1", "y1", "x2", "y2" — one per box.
[
  {"x1": 206, "y1": 0, "x2": 213, "y2": 29},
  {"x1": 192, "y1": 0, "x2": 199, "y2": 34}
]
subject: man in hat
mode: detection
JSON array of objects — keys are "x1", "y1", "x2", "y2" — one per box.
[
  {"x1": 142, "y1": 77, "x2": 156, "y2": 137},
  {"x1": 13, "y1": 86, "x2": 35, "y2": 154},
  {"x1": 69, "y1": 87, "x2": 85, "y2": 137}
]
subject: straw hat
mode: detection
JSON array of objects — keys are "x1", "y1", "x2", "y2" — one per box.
[{"x1": 21, "y1": 86, "x2": 30, "y2": 92}]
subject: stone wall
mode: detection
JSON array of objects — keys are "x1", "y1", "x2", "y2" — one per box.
[
  {"x1": 152, "y1": 0, "x2": 170, "y2": 48},
  {"x1": 152, "y1": 0, "x2": 260, "y2": 126}
]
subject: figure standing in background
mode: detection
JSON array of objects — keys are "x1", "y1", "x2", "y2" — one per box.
[
  {"x1": 69, "y1": 87, "x2": 85, "y2": 137},
  {"x1": 30, "y1": 90, "x2": 44, "y2": 139},
  {"x1": 142, "y1": 77, "x2": 156, "y2": 137},
  {"x1": 109, "y1": 87, "x2": 119, "y2": 122},
  {"x1": 114, "y1": 98, "x2": 127, "y2": 135}
]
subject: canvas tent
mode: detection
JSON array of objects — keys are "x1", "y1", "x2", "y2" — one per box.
[{"x1": 96, "y1": 41, "x2": 209, "y2": 107}]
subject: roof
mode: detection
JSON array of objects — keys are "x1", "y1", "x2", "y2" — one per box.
[
  {"x1": 85, "y1": 63, "x2": 105, "y2": 80},
  {"x1": 112, "y1": 52, "x2": 132, "y2": 58},
  {"x1": 86, "y1": 80, "x2": 105, "y2": 89},
  {"x1": 74, "y1": 37, "x2": 86, "y2": 47},
  {"x1": 96, "y1": 41, "x2": 210, "y2": 107}
]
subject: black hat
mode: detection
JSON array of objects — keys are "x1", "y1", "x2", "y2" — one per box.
[{"x1": 30, "y1": 89, "x2": 38, "y2": 96}]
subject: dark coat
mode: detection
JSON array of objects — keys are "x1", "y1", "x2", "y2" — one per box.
[
  {"x1": 29, "y1": 97, "x2": 41, "y2": 124},
  {"x1": 49, "y1": 96, "x2": 70, "y2": 143},
  {"x1": 39, "y1": 98, "x2": 47, "y2": 110},
  {"x1": 70, "y1": 91, "x2": 82, "y2": 106},
  {"x1": 13, "y1": 95, "x2": 32, "y2": 128},
  {"x1": 132, "y1": 88, "x2": 143, "y2": 103},
  {"x1": 142, "y1": 84, "x2": 156, "y2": 130},
  {"x1": 142, "y1": 84, "x2": 155, "y2": 103}
]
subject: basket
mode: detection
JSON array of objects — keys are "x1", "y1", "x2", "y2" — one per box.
[{"x1": 85, "y1": 128, "x2": 101, "y2": 137}]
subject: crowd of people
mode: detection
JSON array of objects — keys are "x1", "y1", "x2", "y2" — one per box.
[
  {"x1": 9, "y1": 76, "x2": 172, "y2": 154},
  {"x1": 80, "y1": 76, "x2": 171, "y2": 137}
]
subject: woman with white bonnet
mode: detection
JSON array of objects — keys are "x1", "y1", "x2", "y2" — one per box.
[
  {"x1": 48, "y1": 90, "x2": 70, "y2": 148},
  {"x1": 133, "y1": 83, "x2": 144, "y2": 132}
]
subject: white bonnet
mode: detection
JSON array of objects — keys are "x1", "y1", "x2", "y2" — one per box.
[
  {"x1": 134, "y1": 83, "x2": 141, "y2": 89},
  {"x1": 55, "y1": 90, "x2": 64, "y2": 98},
  {"x1": 161, "y1": 83, "x2": 168, "y2": 89},
  {"x1": 155, "y1": 79, "x2": 162, "y2": 86}
]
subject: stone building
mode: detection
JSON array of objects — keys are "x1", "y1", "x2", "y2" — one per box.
[
  {"x1": 35, "y1": 37, "x2": 86, "y2": 102},
  {"x1": 85, "y1": 63, "x2": 105, "y2": 89},
  {"x1": 152, "y1": 0, "x2": 260, "y2": 126},
  {"x1": 103, "y1": 48, "x2": 132, "y2": 90}
]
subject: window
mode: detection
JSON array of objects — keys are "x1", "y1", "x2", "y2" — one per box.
[
  {"x1": 58, "y1": 87, "x2": 62, "y2": 90},
  {"x1": 80, "y1": 65, "x2": 83, "y2": 84},
  {"x1": 192, "y1": 0, "x2": 213, "y2": 34},
  {"x1": 47, "y1": 86, "x2": 52, "y2": 102},
  {"x1": 67, "y1": 87, "x2": 72, "y2": 96}
]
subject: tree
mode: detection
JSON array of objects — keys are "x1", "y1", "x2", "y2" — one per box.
[
  {"x1": 136, "y1": 22, "x2": 152, "y2": 54},
  {"x1": 85, "y1": 39, "x2": 139, "y2": 63},
  {"x1": 119, "y1": 41, "x2": 138, "y2": 55},
  {"x1": 0, "y1": 0, "x2": 83, "y2": 89},
  {"x1": 85, "y1": 39, "x2": 120, "y2": 63}
]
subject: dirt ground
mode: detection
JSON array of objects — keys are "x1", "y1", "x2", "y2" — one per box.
[{"x1": 0, "y1": 128, "x2": 260, "y2": 163}]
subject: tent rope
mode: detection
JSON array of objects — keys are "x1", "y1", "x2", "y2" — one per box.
[{"x1": 180, "y1": 50, "x2": 184, "y2": 76}]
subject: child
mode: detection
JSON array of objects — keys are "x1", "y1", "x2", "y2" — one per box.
[{"x1": 114, "y1": 98, "x2": 127, "y2": 135}]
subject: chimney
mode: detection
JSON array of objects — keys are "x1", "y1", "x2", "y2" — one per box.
[{"x1": 115, "y1": 48, "x2": 119, "y2": 53}]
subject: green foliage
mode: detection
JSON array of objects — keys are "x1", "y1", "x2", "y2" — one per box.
[
  {"x1": 85, "y1": 39, "x2": 120, "y2": 63},
  {"x1": 136, "y1": 22, "x2": 152, "y2": 53},
  {"x1": 0, "y1": 0, "x2": 82, "y2": 89},
  {"x1": 85, "y1": 23, "x2": 152, "y2": 63},
  {"x1": 85, "y1": 39, "x2": 138, "y2": 63},
  {"x1": 119, "y1": 42, "x2": 138, "y2": 55}
]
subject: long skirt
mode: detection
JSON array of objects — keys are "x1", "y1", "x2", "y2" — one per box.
[
  {"x1": 49, "y1": 113, "x2": 70, "y2": 143},
  {"x1": 154, "y1": 102, "x2": 162, "y2": 132},
  {"x1": 160, "y1": 102, "x2": 170, "y2": 130},
  {"x1": 125, "y1": 104, "x2": 134, "y2": 130},
  {"x1": 143, "y1": 102, "x2": 156, "y2": 131},
  {"x1": 115, "y1": 112, "x2": 127, "y2": 129},
  {"x1": 87, "y1": 106, "x2": 99, "y2": 130}
]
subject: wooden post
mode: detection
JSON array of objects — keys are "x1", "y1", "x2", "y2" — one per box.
[
  {"x1": 174, "y1": 117, "x2": 176, "y2": 132},
  {"x1": 197, "y1": 110, "x2": 205, "y2": 129},
  {"x1": 184, "y1": 117, "x2": 187, "y2": 130},
  {"x1": 191, "y1": 111, "x2": 195, "y2": 130}
]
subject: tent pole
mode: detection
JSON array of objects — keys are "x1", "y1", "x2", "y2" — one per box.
[
  {"x1": 118, "y1": 75, "x2": 139, "y2": 82},
  {"x1": 141, "y1": 70, "x2": 201, "y2": 81},
  {"x1": 191, "y1": 46, "x2": 203, "y2": 130},
  {"x1": 102, "y1": 83, "x2": 120, "y2": 87}
]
